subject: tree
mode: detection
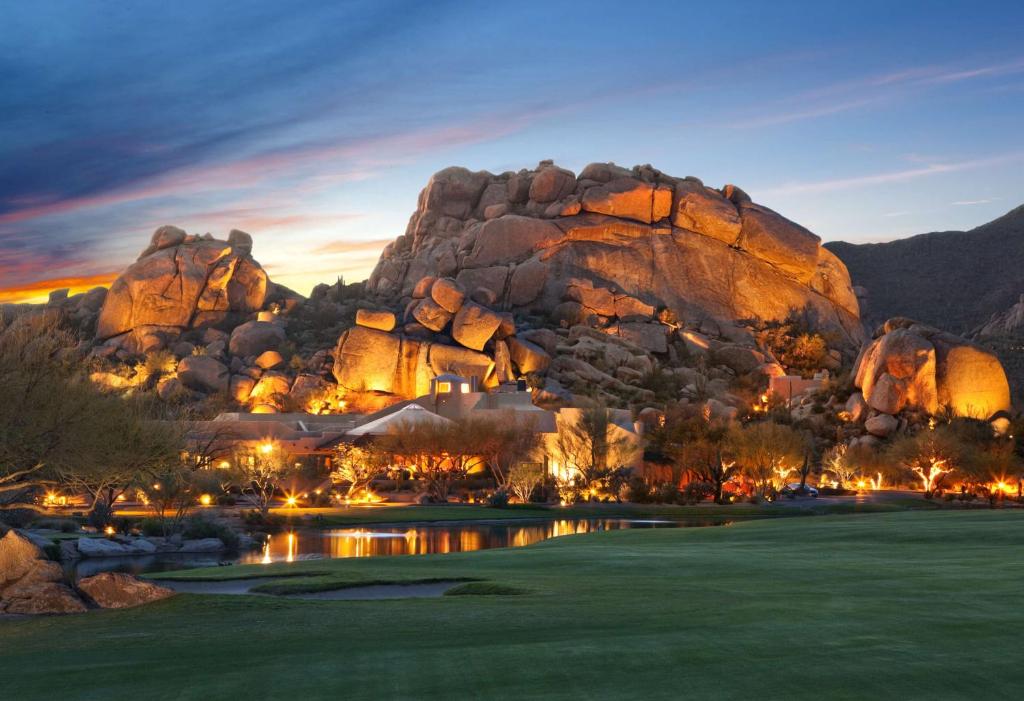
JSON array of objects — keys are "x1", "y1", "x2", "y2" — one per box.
[
  {"x1": 330, "y1": 441, "x2": 388, "y2": 499},
  {"x1": 507, "y1": 462, "x2": 545, "y2": 503},
  {"x1": 660, "y1": 407, "x2": 736, "y2": 503},
  {"x1": 57, "y1": 397, "x2": 184, "y2": 524},
  {"x1": 232, "y1": 441, "x2": 295, "y2": 514},
  {"x1": 0, "y1": 314, "x2": 97, "y2": 512},
  {"x1": 471, "y1": 413, "x2": 543, "y2": 490},
  {"x1": 551, "y1": 404, "x2": 634, "y2": 499},
  {"x1": 822, "y1": 444, "x2": 859, "y2": 489},
  {"x1": 378, "y1": 420, "x2": 468, "y2": 502},
  {"x1": 729, "y1": 421, "x2": 806, "y2": 498},
  {"x1": 886, "y1": 427, "x2": 964, "y2": 497}
]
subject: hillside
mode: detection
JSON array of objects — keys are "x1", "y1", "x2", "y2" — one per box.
[{"x1": 825, "y1": 204, "x2": 1024, "y2": 334}]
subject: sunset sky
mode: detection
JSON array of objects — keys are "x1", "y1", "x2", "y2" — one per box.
[{"x1": 2, "y1": 1, "x2": 1023, "y2": 303}]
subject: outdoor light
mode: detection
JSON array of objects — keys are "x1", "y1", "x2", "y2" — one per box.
[
  {"x1": 260, "y1": 442, "x2": 274, "y2": 454},
  {"x1": 285, "y1": 495, "x2": 298, "y2": 507},
  {"x1": 104, "y1": 526, "x2": 115, "y2": 536},
  {"x1": 199, "y1": 494, "x2": 212, "y2": 506}
]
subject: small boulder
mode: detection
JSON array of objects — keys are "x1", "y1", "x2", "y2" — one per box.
[
  {"x1": 77, "y1": 572, "x2": 175, "y2": 609},
  {"x1": 865, "y1": 413, "x2": 899, "y2": 438},
  {"x1": 76, "y1": 537, "x2": 130, "y2": 557},
  {"x1": 412, "y1": 298, "x2": 454, "y2": 332},
  {"x1": 254, "y1": 350, "x2": 285, "y2": 371},
  {"x1": 356, "y1": 309, "x2": 397, "y2": 332},
  {"x1": 431, "y1": 277, "x2": 466, "y2": 314}
]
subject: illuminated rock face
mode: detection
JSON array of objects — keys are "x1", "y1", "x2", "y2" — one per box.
[
  {"x1": 368, "y1": 161, "x2": 863, "y2": 348},
  {"x1": 854, "y1": 318, "x2": 1011, "y2": 419},
  {"x1": 332, "y1": 326, "x2": 497, "y2": 398},
  {"x1": 96, "y1": 227, "x2": 272, "y2": 353}
]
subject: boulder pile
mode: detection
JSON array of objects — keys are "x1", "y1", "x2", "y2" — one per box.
[
  {"x1": 334, "y1": 276, "x2": 552, "y2": 397},
  {"x1": 368, "y1": 161, "x2": 863, "y2": 349},
  {"x1": 0, "y1": 530, "x2": 172, "y2": 615},
  {"x1": 846, "y1": 318, "x2": 1011, "y2": 437},
  {"x1": 94, "y1": 227, "x2": 299, "y2": 355}
]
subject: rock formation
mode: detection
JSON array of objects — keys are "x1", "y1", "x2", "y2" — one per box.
[
  {"x1": 852, "y1": 318, "x2": 1011, "y2": 420},
  {"x1": 367, "y1": 161, "x2": 863, "y2": 348},
  {"x1": 0, "y1": 530, "x2": 86, "y2": 615},
  {"x1": 333, "y1": 276, "x2": 549, "y2": 397},
  {"x1": 94, "y1": 227, "x2": 296, "y2": 354}
]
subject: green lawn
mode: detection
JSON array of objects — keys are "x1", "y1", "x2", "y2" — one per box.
[{"x1": 3, "y1": 510, "x2": 1021, "y2": 700}]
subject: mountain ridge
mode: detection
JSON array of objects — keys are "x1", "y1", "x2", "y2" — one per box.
[{"x1": 825, "y1": 204, "x2": 1024, "y2": 334}]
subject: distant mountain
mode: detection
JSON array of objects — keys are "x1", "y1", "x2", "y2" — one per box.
[{"x1": 826, "y1": 204, "x2": 1024, "y2": 334}]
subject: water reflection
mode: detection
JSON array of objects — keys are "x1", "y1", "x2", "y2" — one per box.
[
  {"x1": 66, "y1": 518, "x2": 727, "y2": 579},
  {"x1": 237, "y1": 518, "x2": 714, "y2": 565}
]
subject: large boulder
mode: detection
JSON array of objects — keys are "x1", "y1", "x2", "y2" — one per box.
[
  {"x1": 228, "y1": 320, "x2": 286, "y2": 357},
  {"x1": 451, "y1": 302, "x2": 503, "y2": 351},
  {"x1": 176, "y1": 356, "x2": 229, "y2": 394},
  {"x1": 332, "y1": 326, "x2": 498, "y2": 399},
  {"x1": 96, "y1": 228, "x2": 271, "y2": 352},
  {"x1": 77, "y1": 572, "x2": 174, "y2": 609},
  {"x1": 1, "y1": 531, "x2": 88, "y2": 615},
  {"x1": 672, "y1": 180, "x2": 741, "y2": 244},
  {"x1": 854, "y1": 319, "x2": 1010, "y2": 419}
]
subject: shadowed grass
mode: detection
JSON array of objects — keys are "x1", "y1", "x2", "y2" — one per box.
[{"x1": 3, "y1": 510, "x2": 1022, "y2": 700}]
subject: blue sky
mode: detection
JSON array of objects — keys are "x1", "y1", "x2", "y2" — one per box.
[{"x1": 2, "y1": 0, "x2": 1023, "y2": 301}]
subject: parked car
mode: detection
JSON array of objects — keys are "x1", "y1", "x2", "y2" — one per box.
[{"x1": 781, "y1": 483, "x2": 818, "y2": 498}]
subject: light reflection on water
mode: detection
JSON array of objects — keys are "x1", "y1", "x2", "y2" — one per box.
[
  {"x1": 66, "y1": 518, "x2": 726, "y2": 579},
  {"x1": 236, "y1": 518, "x2": 714, "y2": 565}
]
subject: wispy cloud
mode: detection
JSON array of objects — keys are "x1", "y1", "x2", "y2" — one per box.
[
  {"x1": 952, "y1": 197, "x2": 1000, "y2": 206},
  {"x1": 759, "y1": 152, "x2": 1024, "y2": 196},
  {"x1": 724, "y1": 56, "x2": 1024, "y2": 129},
  {"x1": 312, "y1": 238, "x2": 393, "y2": 256}
]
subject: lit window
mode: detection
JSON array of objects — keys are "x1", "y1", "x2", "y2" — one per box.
[
  {"x1": 437, "y1": 381, "x2": 451, "y2": 393},
  {"x1": 461, "y1": 382, "x2": 471, "y2": 393}
]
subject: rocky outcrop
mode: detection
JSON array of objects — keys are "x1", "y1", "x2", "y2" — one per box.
[
  {"x1": 334, "y1": 276, "x2": 554, "y2": 398},
  {"x1": 367, "y1": 161, "x2": 863, "y2": 349},
  {"x1": 0, "y1": 531, "x2": 86, "y2": 615},
  {"x1": 854, "y1": 318, "x2": 1011, "y2": 419},
  {"x1": 94, "y1": 227, "x2": 290, "y2": 354}
]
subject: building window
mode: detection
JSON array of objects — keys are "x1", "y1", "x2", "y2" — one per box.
[
  {"x1": 437, "y1": 381, "x2": 451, "y2": 393},
  {"x1": 461, "y1": 382, "x2": 471, "y2": 393}
]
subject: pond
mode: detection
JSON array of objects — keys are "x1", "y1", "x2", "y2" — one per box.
[{"x1": 67, "y1": 518, "x2": 727, "y2": 579}]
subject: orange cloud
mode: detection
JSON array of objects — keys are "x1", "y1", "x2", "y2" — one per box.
[
  {"x1": 0, "y1": 272, "x2": 118, "y2": 305},
  {"x1": 311, "y1": 238, "x2": 391, "y2": 255}
]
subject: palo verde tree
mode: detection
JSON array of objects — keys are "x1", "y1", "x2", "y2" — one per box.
[
  {"x1": 551, "y1": 403, "x2": 635, "y2": 500},
  {"x1": 729, "y1": 420, "x2": 807, "y2": 498},
  {"x1": 658, "y1": 405, "x2": 736, "y2": 504},
  {"x1": 329, "y1": 439, "x2": 389, "y2": 500},
  {"x1": 231, "y1": 440, "x2": 297, "y2": 514},
  {"x1": 886, "y1": 425, "x2": 965, "y2": 497}
]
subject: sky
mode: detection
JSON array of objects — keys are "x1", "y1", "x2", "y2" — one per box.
[{"x1": 2, "y1": 0, "x2": 1024, "y2": 303}]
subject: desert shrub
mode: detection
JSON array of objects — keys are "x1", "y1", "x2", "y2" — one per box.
[
  {"x1": 655, "y1": 483, "x2": 680, "y2": 504},
  {"x1": 624, "y1": 476, "x2": 651, "y2": 503},
  {"x1": 31, "y1": 517, "x2": 80, "y2": 533},
  {"x1": 681, "y1": 481, "x2": 714, "y2": 504},
  {"x1": 242, "y1": 509, "x2": 286, "y2": 534},
  {"x1": 182, "y1": 515, "x2": 239, "y2": 549},
  {"x1": 139, "y1": 518, "x2": 167, "y2": 537},
  {"x1": 0, "y1": 508, "x2": 36, "y2": 528},
  {"x1": 488, "y1": 489, "x2": 510, "y2": 508}
]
